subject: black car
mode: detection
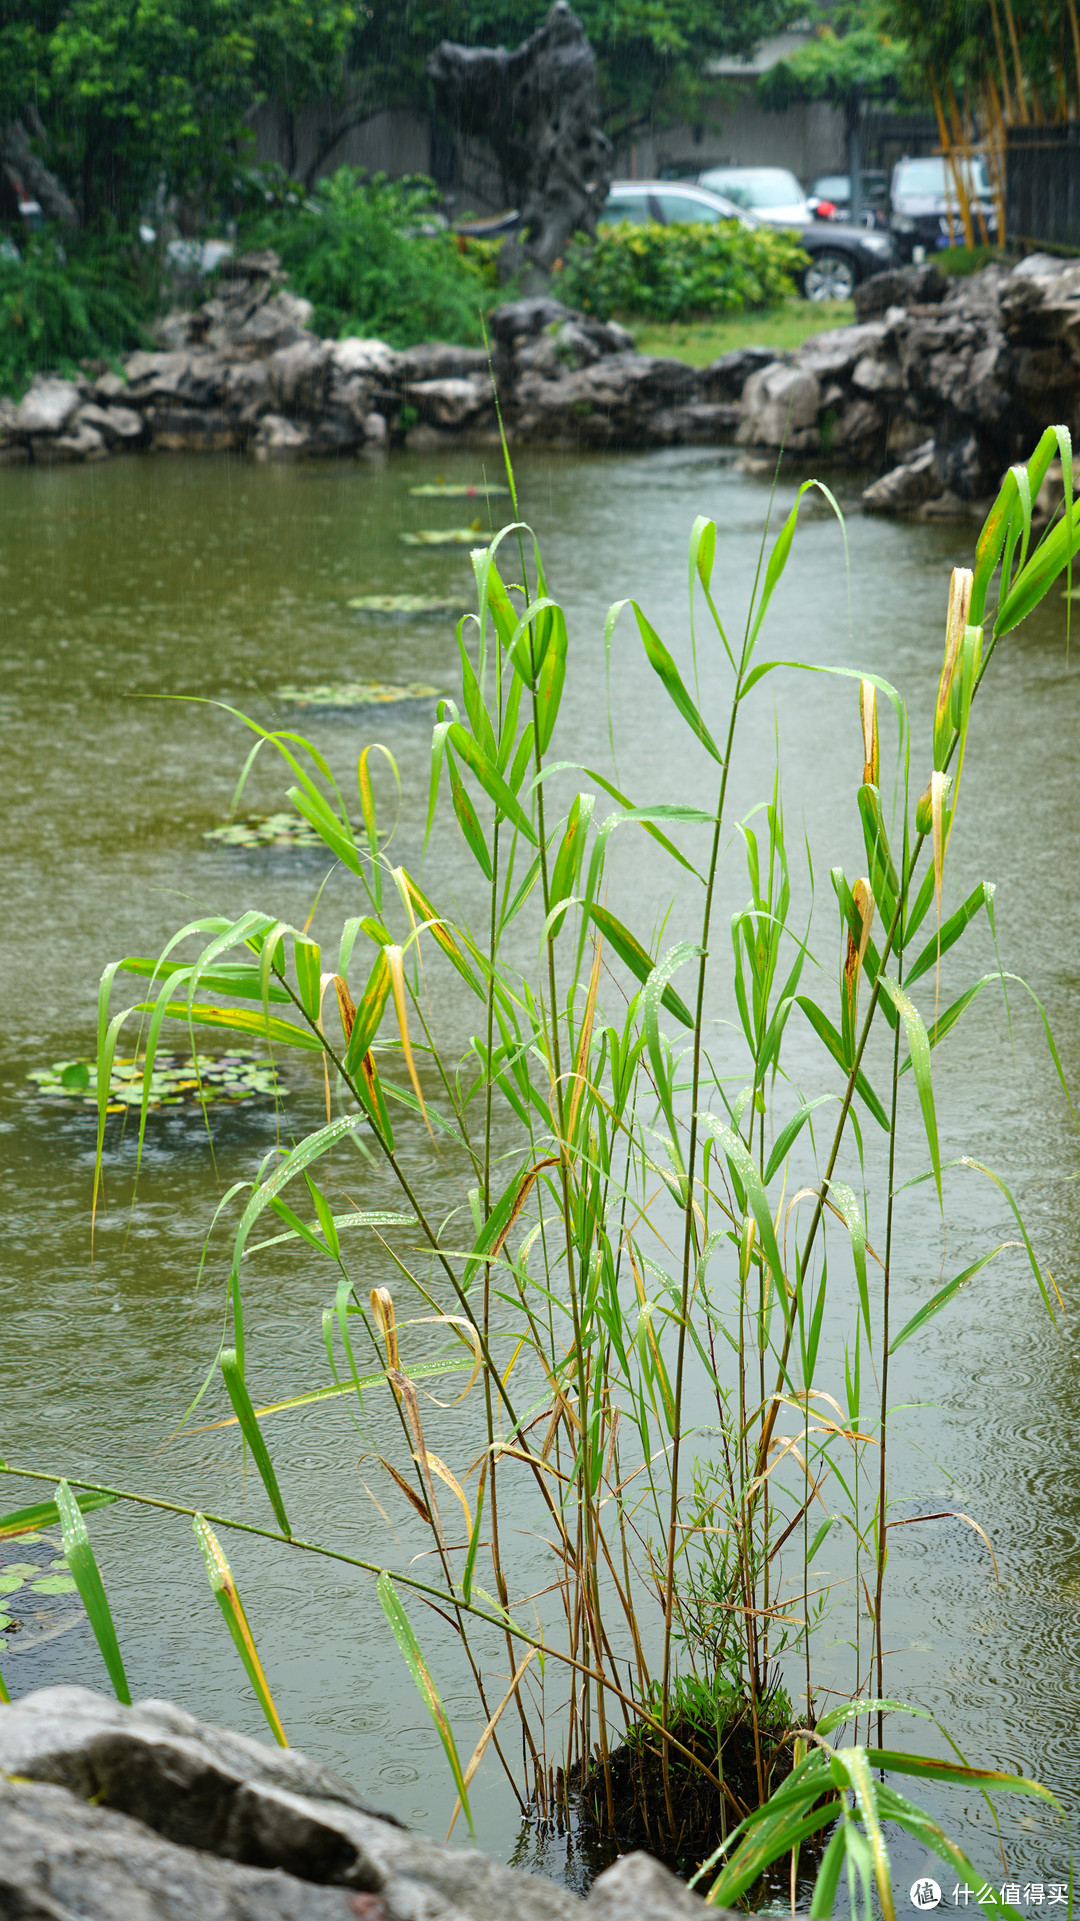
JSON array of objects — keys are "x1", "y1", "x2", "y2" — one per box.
[
  {"x1": 603, "y1": 180, "x2": 894, "y2": 300},
  {"x1": 889, "y1": 155, "x2": 998, "y2": 261}
]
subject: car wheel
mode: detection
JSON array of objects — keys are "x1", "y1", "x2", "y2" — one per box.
[{"x1": 803, "y1": 251, "x2": 857, "y2": 301}]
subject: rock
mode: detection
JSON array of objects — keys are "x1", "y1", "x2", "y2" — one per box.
[
  {"x1": 513, "y1": 352, "x2": 704, "y2": 446},
  {"x1": 14, "y1": 377, "x2": 82, "y2": 435},
  {"x1": 364, "y1": 411, "x2": 389, "y2": 441},
  {"x1": 228, "y1": 292, "x2": 315, "y2": 356},
  {"x1": 491, "y1": 297, "x2": 574, "y2": 348},
  {"x1": 853, "y1": 262, "x2": 947, "y2": 318},
  {"x1": 220, "y1": 250, "x2": 284, "y2": 282},
  {"x1": 828, "y1": 397, "x2": 886, "y2": 458},
  {"x1": 331, "y1": 338, "x2": 402, "y2": 381},
  {"x1": 93, "y1": 370, "x2": 131, "y2": 403},
  {"x1": 933, "y1": 428, "x2": 998, "y2": 497},
  {"x1": 77, "y1": 402, "x2": 145, "y2": 444},
  {"x1": 253, "y1": 413, "x2": 312, "y2": 459},
  {"x1": 702, "y1": 346, "x2": 778, "y2": 401},
  {"x1": 851, "y1": 353, "x2": 902, "y2": 398},
  {"x1": 648, "y1": 402, "x2": 741, "y2": 443},
  {"x1": 0, "y1": 1777, "x2": 379, "y2": 1921},
  {"x1": 398, "y1": 343, "x2": 489, "y2": 382},
  {"x1": 737, "y1": 362, "x2": 821, "y2": 451},
  {"x1": 861, "y1": 440, "x2": 940, "y2": 514},
  {"x1": 797, "y1": 322, "x2": 887, "y2": 383},
  {"x1": 405, "y1": 376, "x2": 492, "y2": 428},
  {"x1": 268, "y1": 336, "x2": 332, "y2": 414},
  {"x1": 586, "y1": 1852, "x2": 727, "y2": 1919},
  {"x1": 0, "y1": 1688, "x2": 580, "y2": 1921},
  {"x1": 404, "y1": 423, "x2": 457, "y2": 451},
  {"x1": 32, "y1": 420, "x2": 108, "y2": 463},
  {"x1": 0, "y1": 440, "x2": 31, "y2": 465},
  {"x1": 223, "y1": 359, "x2": 274, "y2": 425},
  {"x1": 148, "y1": 407, "x2": 240, "y2": 452}
]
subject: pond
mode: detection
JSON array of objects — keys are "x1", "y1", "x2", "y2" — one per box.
[{"x1": 1, "y1": 444, "x2": 1078, "y2": 1898}]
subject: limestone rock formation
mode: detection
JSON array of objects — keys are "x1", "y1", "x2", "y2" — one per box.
[{"x1": 426, "y1": 2, "x2": 612, "y2": 276}]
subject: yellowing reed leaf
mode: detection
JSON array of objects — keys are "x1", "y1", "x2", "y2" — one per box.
[
  {"x1": 860, "y1": 680, "x2": 879, "y2": 787},
  {"x1": 192, "y1": 1515, "x2": 287, "y2": 1746},
  {"x1": 933, "y1": 567, "x2": 973, "y2": 769}
]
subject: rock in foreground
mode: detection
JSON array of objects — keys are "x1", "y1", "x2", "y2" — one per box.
[{"x1": 0, "y1": 1685, "x2": 741, "y2": 1921}]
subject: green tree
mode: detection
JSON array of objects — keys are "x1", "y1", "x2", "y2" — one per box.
[
  {"x1": 757, "y1": 22, "x2": 908, "y2": 217},
  {"x1": 0, "y1": 0, "x2": 355, "y2": 230}
]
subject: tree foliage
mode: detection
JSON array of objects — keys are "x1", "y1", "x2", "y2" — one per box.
[
  {"x1": 353, "y1": 0, "x2": 805, "y2": 141},
  {"x1": 1, "y1": 0, "x2": 355, "y2": 229},
  {"x1": 757, "y1": 25, "x2": 908, "y2": 123}
]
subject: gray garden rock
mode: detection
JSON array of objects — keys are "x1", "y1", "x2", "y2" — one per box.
[
  {"x1": 853, "y1": 261, "x2": 947, "y2": 317},
  {"x1": 861, "y1": 440, "x2": 940, "y2": 514},
  {"x1": 0, "y1": 1776, "x2": 382, "y2": 1921},
  {"x1": 253, "y1": 413, "x2": 311, "y2": 459},
  {"x1": 77, "y1": 401, "x2": 145, "y2": 443},
  {"x1": 737, "y1": 362, "x2": 821, "y2": 451},
  {"x1": 585, "y1": 1851, "x2": 733, "y2": 1919},
  {"x1": 14, "y1": 377, "x2": 82, "y2": 435},
  {"x1": 32, "y1": 420, "x2": 108, "y2": 463},
  {"x1": 405, "y1": 376, "x2": 492, "y2": 428}
]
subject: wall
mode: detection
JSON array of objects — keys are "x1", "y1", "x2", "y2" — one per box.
[
  {"x1": 613, "y1": 93, "x2": 846, "y2": 186},
  {"x1": 252, "y1": 87, "x2": 846, "y2": 206}
]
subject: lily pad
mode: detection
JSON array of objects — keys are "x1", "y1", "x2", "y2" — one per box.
[
  {"x1": 275, "y1": 679, "x2": 442, "y2": 711},
  {"x1": 204, "y1": 811, "x2": 341, "y2": 850},
  {"x1": 30, "y1": 1576, "x2": 79, "y2": 1594},
  {"x1": 27, "y1": 1050, "x2": 287, "y2": 1113},
  {"x1": 400, "y1": 526, "x2": 492, "y2": 547},
  {"x1": 346, "y1": 593, "x2": 465, "y2": 616},
  {"x1": 408, "y1": 483, "x2": 509, "y2": 498}
]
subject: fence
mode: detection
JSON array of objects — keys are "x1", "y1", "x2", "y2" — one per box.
[{"x1": 1006, "y1": 121, "x2": 1080, "y2": 252}]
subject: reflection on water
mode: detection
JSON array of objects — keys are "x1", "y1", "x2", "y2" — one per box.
[{"x1": 1, "y1": 446, "x2": 1078, "y2": 1891}]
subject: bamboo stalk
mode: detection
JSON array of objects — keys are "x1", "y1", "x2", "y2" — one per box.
[{"x1": 1002, "y1": 0, "x2": 1031, "y2": 121}]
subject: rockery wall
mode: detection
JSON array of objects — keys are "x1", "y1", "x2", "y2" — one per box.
[{"x1": 2, "y1": 248, "x2": 1078, "y2": 521}]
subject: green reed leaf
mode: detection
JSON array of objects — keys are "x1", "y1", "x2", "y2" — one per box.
[
  {"x1": 764, "y1": 1096, "x2": 834, "y2": 1186},
  {"x1": 879, "y1": 974, "x2": 941, "y2": 1205},
  {"x1": 56, "y1": 1479, "x2": 130, "y2": 1704},
  {"x1": 586, "y1": 905, "x2": 694, "y2": 1026},
  {"x1": 447, "y1": 723, "x2": 537, "y2": 844},
  {"x1": 378, "y1": 1571, "x2": 474, "y2": 1837},
  {"x1": 220, "y1": 1350, "x2": 292, "y2": 1537},
  {"x1": 133, "y1": 1002, "x2": 322, "y2": 1051},
  {"x1": 0, "y1": 1487, "x2": 116, "y2": 1540},
  {"x1": 795, "y1": 995, "x2": 891, "y2": 1131},
  {"x1": 890, "y1": 1245, "x2": 1011, "y2": 1353},
  {"x1": 698, "y1": 1118, "x2": 784, "y2": 1303}
]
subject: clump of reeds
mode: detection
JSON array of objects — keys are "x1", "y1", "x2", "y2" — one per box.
[{"x1": 3, "y1": 427, "x2": 1077, "y2": 1909}]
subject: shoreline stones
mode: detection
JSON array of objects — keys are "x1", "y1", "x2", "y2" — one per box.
[
  {"x1": 2, "y1": 247, "x2": 1078, "y2": 520},
  {"x1": 0, "y1": 1686, "x2": 742, "y2": 1920}
]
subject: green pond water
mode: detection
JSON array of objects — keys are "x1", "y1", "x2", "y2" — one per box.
[{"x1": 2, "y1": 444, "x2": 1079, "y2": 1897}]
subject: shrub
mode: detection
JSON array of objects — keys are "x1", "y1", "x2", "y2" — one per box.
[
  {"x1": 241, "y1": 169, "x2": 498, "y2": 347},
  {"x1": 0, "y1": 233, "x2": 155, "y2": 399},
  {"x1": 553, "y1": 217, "x2": 808, "y2": 322}
]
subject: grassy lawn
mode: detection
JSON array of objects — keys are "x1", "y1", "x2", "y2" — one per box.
[{"x1": 632, "y1": 297, "x2": 856, "y2": 366}]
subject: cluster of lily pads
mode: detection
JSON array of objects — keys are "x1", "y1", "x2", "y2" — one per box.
[
  {"x1": 346, "y1": 593, "x2": 465, "y2": 617},
  {"x1": 204, "y1": 811, "x2": 335, "y2": 850},
  {"x1": 0, "y1": 1539, "x2": 78, "y2": 1638},
  {"x1": 274, "y1": 679, "x2": 442, "y2": 712},
  {"x1": 407, "y1": 483, "x2": 509, "y2": 498},
  {"x1": 400, "y1": 525, "x2": 491, "y2": 548},
  {"x1": 27, "y1": 1051, "x2": 286, "y2": 1114}
]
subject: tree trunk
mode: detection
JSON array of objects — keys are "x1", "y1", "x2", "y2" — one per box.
[{"x1": 1, "y1": 115, "x2": 78, "y2": 228}]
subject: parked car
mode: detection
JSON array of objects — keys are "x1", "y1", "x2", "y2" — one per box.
[
  {"x1": 696, "y1": 166, "x2": 811, "y2": 227},
  {"x1": 807, "y1": 171, "x2": 889, "y2": 229},
  {"x1": 888, "y1": 155, "x2": 998, "y2": 259},
  {"x1": 600, "y1": 179, "x2": 894, "y2": 300}
]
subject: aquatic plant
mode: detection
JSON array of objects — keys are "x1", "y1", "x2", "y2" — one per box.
[{"x1": 3, "y1": 426, "x2": 1078, "y2": 1906}]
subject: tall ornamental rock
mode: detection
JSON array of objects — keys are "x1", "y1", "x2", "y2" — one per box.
[{"x1": 426, "y1": 1, "x2": 612, "y2": 278}]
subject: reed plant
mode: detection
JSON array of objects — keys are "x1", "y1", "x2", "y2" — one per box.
[{"x1": 3, "y1": 425, "x2": 1078, "y2": 1911}]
